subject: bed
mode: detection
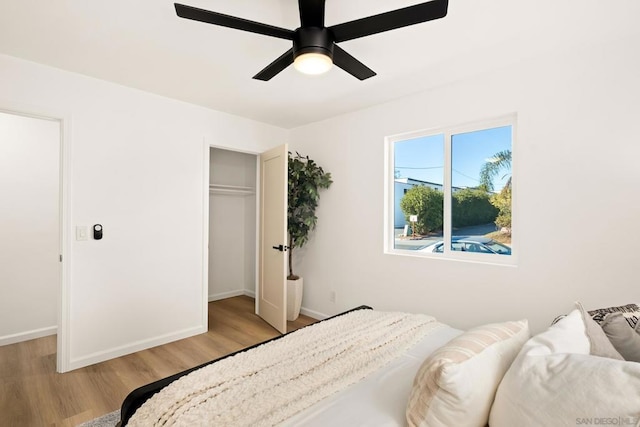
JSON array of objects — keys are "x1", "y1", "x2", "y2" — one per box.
[
  {"x1": 117, "y1": 302, "x2": 640, "y2": 427},
  {"x1": 116, "y1": 306, "x2": 462, "y2": 426}
]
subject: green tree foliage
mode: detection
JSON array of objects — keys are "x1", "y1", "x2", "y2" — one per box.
[
  {"x1": 288, "y1": 152, "x2": 332, "y2": 279},
  {"x1": 400, "y1": 187, "x2": 498, "y2": 234},
  {"x1": 452, "y1": 188, "x2": 499, "y2": 228},
  {"x1": 479, "y1": 149, "x2": 512, "y2": 231},
  {"x1": 400, "y1": 186, "x2": 443, "y2": 234},
  {"x1": 491, "y1": 186, "x2": 512, "y2": 231}
]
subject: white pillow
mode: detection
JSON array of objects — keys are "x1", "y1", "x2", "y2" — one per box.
[
  {"x1": 406, "y1": 320, "x2": 529, "y2": 427},
  {"x1": 489, "y1": 309, "x2": 640, "y2": 427}
]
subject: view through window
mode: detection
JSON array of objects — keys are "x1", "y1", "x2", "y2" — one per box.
[{"x1": 390, "y1": 118, "x2": 514, "y2": 261}]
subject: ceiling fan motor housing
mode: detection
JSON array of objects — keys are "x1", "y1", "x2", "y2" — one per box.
[{"x1": 293, "y1": 27, "x2": 334, "y2": 60}]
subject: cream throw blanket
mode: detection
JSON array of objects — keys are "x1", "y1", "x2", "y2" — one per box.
[{"x1": 128, "y1": 310, "x2": 442, "y2": 427}]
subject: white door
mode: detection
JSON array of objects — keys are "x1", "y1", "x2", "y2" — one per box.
[{"x1": 258, "y1": 144, "x2": 288, "y2": 333}]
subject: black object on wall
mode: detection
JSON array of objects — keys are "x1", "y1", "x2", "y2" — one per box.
[{"x1": 93, "y1": 224, "x2": 103, "y2": 240}]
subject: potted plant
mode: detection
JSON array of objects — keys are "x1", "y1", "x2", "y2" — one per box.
[{"x1": 287, "y1": 152, "x2": 332, "y2": 320}]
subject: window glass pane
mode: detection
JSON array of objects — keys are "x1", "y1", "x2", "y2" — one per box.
[
  {"x1": 393, "y1": 134, "x2": 444, "y2": 250},
  {"x1": 451, "y1": 126, "x2": 512, "y2": 256},
  {"x1": 451, "y1": 242, "x2": 465, "y2": 251}
]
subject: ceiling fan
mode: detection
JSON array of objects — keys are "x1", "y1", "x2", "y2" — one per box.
[{"x1": 174, "y1": 0, "x2": 449, "y2": 81}]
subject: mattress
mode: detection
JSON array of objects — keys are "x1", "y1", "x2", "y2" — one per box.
[
  {"x1": 119, "y1": 307, "x2": 462, "y2": 426},
  {"x1": 282, "y1": 324, "x2": 462, "y2": 426}
]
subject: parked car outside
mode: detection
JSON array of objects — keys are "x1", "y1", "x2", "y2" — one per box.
[{"x1": 419, "y1": 236, "x2": 511, "y2": 255}]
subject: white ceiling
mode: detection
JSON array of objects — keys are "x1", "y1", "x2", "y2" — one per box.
[{"x1": 0, "y1": 0, "x2": 638, "y2": 128}]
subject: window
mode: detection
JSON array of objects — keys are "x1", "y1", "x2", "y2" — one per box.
[{"x1": 386, "y1": 115, "x2": 515, "y2": 264}]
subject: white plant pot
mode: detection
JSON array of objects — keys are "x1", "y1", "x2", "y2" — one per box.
[{"x1": 287, "y1": 277, "x2": 304, "y2": 321}]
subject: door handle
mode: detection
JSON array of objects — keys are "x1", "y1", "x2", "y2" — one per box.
[{"x1": 272, "y1": 244, "x2": 287, "y2": 252}]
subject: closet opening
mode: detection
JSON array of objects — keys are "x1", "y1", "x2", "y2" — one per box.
[{"x1": 207, "y1": 147, "x2": 258, "y2": 324}]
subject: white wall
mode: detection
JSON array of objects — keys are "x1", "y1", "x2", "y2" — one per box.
[
  {"x1": 1, "y1": 21, "x2": 637, "y2": 370},
  {"x1": 288, "y1": 32, "x2": 640, "y2": 334},
  {"x1": 0, "y1": 53, "x2": 286, "y2": 370},
  {"x1": 208, "y1": 148, "x2": 257, "y2": 300},
  {"x1": 0, "y1": 112, "x2": 59, "y2": 345}
]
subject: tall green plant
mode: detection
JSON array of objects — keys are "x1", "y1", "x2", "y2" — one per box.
[{"x1": 288, "y1": 152, "x2": 332, "y2": 280}]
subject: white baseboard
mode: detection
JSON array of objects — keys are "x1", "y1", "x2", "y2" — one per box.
[
  {"x1": 67, "y1": 324, "x2": 206, "y2": 372},
  {"x1": 208, "y1": 290, "x2": 256, "y2": 302},
  {"x1": 207, "y1": 290, "x2": 325, "y2": 321},
  {"x1": 300, "y1": 307, "x2": 328, "y2": 320},
  {"x1": 0, "y1": 325, "x2": 57, "y2": 347},
  {"x1": 208, "y1": 290, "x2": 245, "y2": 302}
]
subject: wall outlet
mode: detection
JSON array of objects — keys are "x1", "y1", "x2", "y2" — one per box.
[{"x1": 329, "y1": 290, "x2": 336, "y2": 303}]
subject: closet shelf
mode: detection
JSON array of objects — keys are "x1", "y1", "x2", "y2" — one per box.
[{"x1": 209, "y1": 184, "x2": 255, "y2": 196}]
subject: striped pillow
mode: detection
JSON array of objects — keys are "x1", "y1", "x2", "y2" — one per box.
[{"x1": 406, "y1": 320, "x2": 529, "y2": 427}]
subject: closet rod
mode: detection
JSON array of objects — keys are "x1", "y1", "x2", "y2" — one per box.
[{"x1": 209, "y1": 183, "x2": 255, "y2": 196}]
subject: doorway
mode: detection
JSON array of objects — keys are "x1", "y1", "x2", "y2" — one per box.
[
  {"x1": 206, "y1": 144, "x2": 289, "y2": 334},
  {"x1": 0, "y1": 110, "x2": 62, "y2": 361},
  {"x1": 207, "y1": 147, "x2": 258, "y2": 307},
  {"x1": 204, "y1": 144, "x2": 288, "y2": 334}
]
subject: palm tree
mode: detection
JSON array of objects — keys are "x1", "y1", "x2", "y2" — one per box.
[{"x1": 479, "y1": 150, "x2": 511, "y2": 192}]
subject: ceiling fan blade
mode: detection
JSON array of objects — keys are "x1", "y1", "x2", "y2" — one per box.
[
  {"x1": 253, "y1": 49, "x2": 295, "y2": 81},
  {"x1": 328, "y1": 0, "x2": 448, "y2": 43},
  {"x1": 298, "y1": 0, "x2": 325, "y2": 27},
  {"x1": 332, "y1": 45, "x2": 376, "y2": 80},
  {"x1": 175, "y1": 3, "x2": 294, "y2": 40}
]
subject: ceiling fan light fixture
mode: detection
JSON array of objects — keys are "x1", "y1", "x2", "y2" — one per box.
[{"x1": 293, "y1": 52, "x2": 333, "y2": 75}]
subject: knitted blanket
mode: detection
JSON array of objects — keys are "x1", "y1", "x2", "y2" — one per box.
[{"x1": 127, "y1": 310, "x2": 442, "y2": 427}]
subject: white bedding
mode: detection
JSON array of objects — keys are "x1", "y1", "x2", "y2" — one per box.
[
  {"x1": 127, "y1": 310, "x2": 458, "y2": 427},
  {"x1": 283, "y1": 324, "x2": 462, "y2": 426}
]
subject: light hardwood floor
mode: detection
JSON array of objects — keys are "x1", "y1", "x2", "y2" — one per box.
[{"x1": 0, "y1": 296, "x2": 316, "y2": 427}]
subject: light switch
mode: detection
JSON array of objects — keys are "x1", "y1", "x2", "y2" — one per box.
[{"x1": 76, "y1": 226, "x2": 88, "y2": 241}]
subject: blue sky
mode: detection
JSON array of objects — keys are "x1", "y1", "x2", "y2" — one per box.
[{"x1": 394, "y1": 125, "x2": 512, "y2": 191}]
